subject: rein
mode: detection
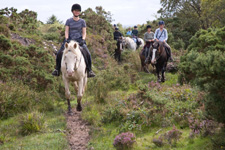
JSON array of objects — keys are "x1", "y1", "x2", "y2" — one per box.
[{"x1": 74, "y1": 56, "x2": 82, "y2": 71}]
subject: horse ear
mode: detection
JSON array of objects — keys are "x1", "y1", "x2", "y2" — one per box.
[
  {"x1": 74, "y1": 43, "x2": 77, "y2": 49},
  {"x1": 65, "y1": 43, "x2": 68, "y2": 48}
]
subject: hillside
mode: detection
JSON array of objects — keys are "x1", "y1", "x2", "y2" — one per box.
[{"x1": 0, "y1": 6, "x2": 225, "y2": 150}]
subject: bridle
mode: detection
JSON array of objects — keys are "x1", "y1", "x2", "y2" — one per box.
[{"x1": 65, "y1": 50, "x2": 82, "y2": 71}]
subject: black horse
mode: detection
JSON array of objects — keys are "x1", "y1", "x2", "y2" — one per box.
[
  {"x1": 114, "y1": 37, "x2": 124, "y2": 62},
  {"x1": 150, "y1": 41, "x2": 168, "y2": 82}
]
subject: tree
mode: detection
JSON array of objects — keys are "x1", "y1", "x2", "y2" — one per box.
[{"x1": 46, "y1": 15, "x2": 61, "y2": 24}]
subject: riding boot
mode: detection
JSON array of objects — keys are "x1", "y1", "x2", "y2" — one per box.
[
  {"x1": 52, "y1": 39, "x2": 67, "y2": 76},
  {"x1": 80, "y1": 45, "x2": 96, "y2": 78},
  {"x1": 164, "y1": 43, "x2": 173, "y2": 62},
  {"x1": 167, "y1": 48, "x2": 173, "y2": 62}
]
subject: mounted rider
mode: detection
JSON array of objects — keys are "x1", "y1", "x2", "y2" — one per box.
[
  {"x1": 126, "y1": 28, "x2": 132, "y2": 36},
  {"x1": 52, "y1": 4, "x2": 95, "y2": 78},
  {"x1": 144, "y1": 25, "x2": 154, "y2": 63},
  {"x1": 131, "y1": 25, "x2": 140, "y2": 48},
  {"x1": 154, "y1": 21, "x2": 173, "y2": 61},
  {"x1": 113, "y1": 27, "x2": 123, "y2": 50}
]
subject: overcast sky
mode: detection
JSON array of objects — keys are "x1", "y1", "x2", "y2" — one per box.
[{"x1": 1, "y1": 0, "x2": 161, "y2": 27}]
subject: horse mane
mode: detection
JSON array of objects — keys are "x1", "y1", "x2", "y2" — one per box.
[
  {"x1": 158, "y1": 41, "x2": 164, "y2": 54},
  {"x1": 63, "y1": 40, "x2": 81, "y2": 56}
]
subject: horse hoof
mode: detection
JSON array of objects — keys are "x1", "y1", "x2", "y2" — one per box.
[
  {"x1": 157, "y1": 79, "x2": 161, "y2": 83},
  {"x1": 76, "y1": 105, "x2": 82, "y2": 112},
  {"x1": 68, "y1": 111, "x2": 73, "y2": 116},
  {"x1": 161, "y1": 79, "x2": 165, "y2": 82}
]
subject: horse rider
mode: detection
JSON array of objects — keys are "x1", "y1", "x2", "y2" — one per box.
[
  {"x1": 113, "y1": 27, "x2": 123, "y2": 50},
  {"x1": 154, "y1": 20, "x2": 173, "y2": 61},
  {"x1": 126, "y1": 28, "x2": 132, "y2": 36},
  {"x1": 144, "y1": 25, "x2": 154, "y2": 63},
  {"x1": 52, "y1": 4, "x2": 96, "y2": 78},
  {"x1": 131, "y1": 25, "x2": 138, "y2": 43},
  {"x1": 113, "y1": 24, "x2": 117, "y2": 29}
]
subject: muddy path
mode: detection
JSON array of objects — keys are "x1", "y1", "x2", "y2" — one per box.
[{"x1": 66, "y1": 108, "x2": 90, "y2": 150}]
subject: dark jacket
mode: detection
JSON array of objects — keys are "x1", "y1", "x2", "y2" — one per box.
[
  {"x1": 114, "y1": 31, "x2": 123, "y2": 40},
  {"x1": 132, "y1": 30, "x2": 138, "y2": 37}
]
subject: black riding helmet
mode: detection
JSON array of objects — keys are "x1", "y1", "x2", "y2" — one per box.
[
  {"x1": 146, "y1": 25, "x2": 151, "y2": 29},
  {"x1": 71, "y1": 4, "x2": 81, "y2": 12}
]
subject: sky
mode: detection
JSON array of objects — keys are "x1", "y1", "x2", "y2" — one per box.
[{"x1": 1, "y1": 0, "x2": 161, "y2": 27}]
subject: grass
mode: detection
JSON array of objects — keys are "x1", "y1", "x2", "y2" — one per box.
[{"x1": 0, "y1": 109, "x2": 69, "y2": 150}]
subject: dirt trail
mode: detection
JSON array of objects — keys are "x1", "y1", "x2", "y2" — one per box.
[{"x1": 66, "y1": 108, "x2": 90, "y2": 150}]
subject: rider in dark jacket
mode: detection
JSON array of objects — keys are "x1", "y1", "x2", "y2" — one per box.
[
  {"x1": 132, "y1": 26, "x2": 140, "y2": 47},
  {"x1": 114, "y1": 27, "x2": 123, "y2": 40},
  {"x1": 52, "y1": 4, "x2": 95, "y2": 78},
  {"x1": 114, "y1": 27, "x2": 123, "y2": 50}
]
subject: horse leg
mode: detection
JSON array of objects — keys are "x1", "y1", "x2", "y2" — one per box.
[
  {"x1": 161, "y1": 65, "x2": 166, "y2": 82},
  {"x1": 74, "y1": 81, "x2": 78, "y2": 94},
  {"x1": 76, "y1": 79, "x2": 84, "y2": 111},
  {"x1": 63, "y1": 76, "x2": 72, "y2": 115},
  {"x1": 156, "y1": 67, "x2": 161, "y2": 82}
]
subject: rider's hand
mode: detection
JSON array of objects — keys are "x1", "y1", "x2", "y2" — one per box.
[
  {"x1": 156, "y1": 39, "x2": 159, "y2": 42},
  {"x1": 79, "y1": 39, "x2": 85, "y2": 46},
  {"x1": 66, "y1": 39, "x2": 70, "y2": 43},
  {"x1": 163, "y1": 40, "x2": 166, "y2": 43}
]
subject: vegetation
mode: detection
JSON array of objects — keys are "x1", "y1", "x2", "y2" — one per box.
[{"x1": 0, "y1": 1, "x2": 225, "y2": 149}]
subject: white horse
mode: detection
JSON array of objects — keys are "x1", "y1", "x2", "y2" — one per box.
[
  {"x1": 61, "y1": 40, "x2": 87, "y2": 114},
  {"x1": 122, "y1": 37, "x2": 144, "y2": 51}
]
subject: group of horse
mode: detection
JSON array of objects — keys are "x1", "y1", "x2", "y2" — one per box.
[
  {"x1": 60, "y1": 39, "x2": 168, "y2": 114},
  {"x1": 115, "y1": 37, "x2": 168, "y2": 82}
]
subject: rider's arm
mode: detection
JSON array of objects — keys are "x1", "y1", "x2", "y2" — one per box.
[
  {"x1": 82, "y1": 27, "x2": 86, "y2": 40},
  {"x1": 154, "y1": 29, "x2": 158, "y2": 40},
  {"x1": 144, "y1": 33, "x2": 148, "y2": 42},
  {"x1": 164, "y1": 29, "x2": 168, "y2": 41},
  {"x1": 65, "y1": 26, "x2": 69, "y2": 40}
]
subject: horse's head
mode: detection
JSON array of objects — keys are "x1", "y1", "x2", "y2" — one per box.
[
  {"x1": 63, "y1": 41, "x2": 81, "y2": 76},
  {"x1": 151, "y1": 41, "x2": 164, "y2": 65}
]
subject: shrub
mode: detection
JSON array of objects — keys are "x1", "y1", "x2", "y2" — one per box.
[
  {"x1": 0, "y1": 81, "x2": 55, "y2": 119},
  {"x1": 101, "y1": 107, "x2": 123, "y2": 124},
  {"x1": 0, "y1": 35, "x2": 12, "y2": 50},
  {"x1": 179, "y1": 27, "x2": 225, "y2": 123},
  {"x1": 152, "y1": 136, "x2": 164, "y2": 147},
  {"x1": 113, "y1": 132, "x2": 136, "y2": 150},
  {"x1": 0, "y1": 24, "x2": 10, "y2": 37},
  {"x1": 19, "y1": 111, "x2": 45, "y2": 135},
  {"x1": 8, "y1": 24, "x2": 15, "y2": 31},
  {"x1": 164, "y1": 126, "x2": 182, "y2": 146},
  {"x1": 43, "y1": 32, "x2": 60, "y2": 42}
]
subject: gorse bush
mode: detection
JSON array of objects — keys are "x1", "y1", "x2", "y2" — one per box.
[
  {"x1": 0, "y1": 35, "x2": 12, "y2": 50},
  {"x1": 0, "y1": 82, "x2": 55, "y2": 119},
  {"x1": 19, "y1": 111, "x2": 45, "y2": 135},
  {"x1": 179, "y1": 27, "x2": 225, "y2": 123}
]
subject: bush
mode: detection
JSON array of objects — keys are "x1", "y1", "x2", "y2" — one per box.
[
  {"x1": 179, "y1": 27, "x2": 225, "y2": 123},
  {"x1": 113, "y1": 132, "x2": 136, "y2": 150},
  {"x1": 164, "y1": 126, "x2": 182, "y2": 146},
  {"x1": 0, "y1": 24, "x2": 10, "y2": 37},
  {"x1": 0, "y1": 35, "x2": 12, "y2": 50},
  {"x1": 43, "y1": 32, "x2": 60, "y2": 42},
  {"x1": 19, "y1": 111, "x2": 45, "y2": 135},
  {"x1": 152, "y1": 136, "x2": 164, "y2": 147},
  {"x1": 0, "y1": 82, "x2": 55, "y2": 119},
  {"x1": 101, "y1": 107, "x2": 123, "y2": 124}
]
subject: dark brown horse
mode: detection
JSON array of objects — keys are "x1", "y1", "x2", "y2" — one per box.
[
  {"x1": 150, "y1": 41, "x2": 168, "y2": 82},
  {"x1": 139, "y1": 42, "x2": 153, "y2": 73},
  {"x1": 114, "y1": 37, "x2": 124, "y2": 62}
]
